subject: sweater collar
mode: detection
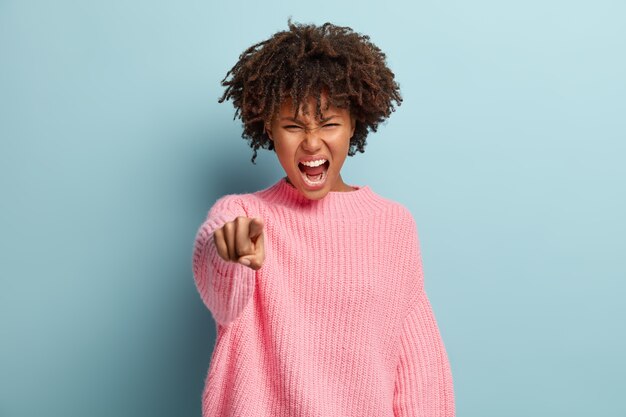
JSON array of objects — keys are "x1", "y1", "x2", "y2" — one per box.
[{"x1": 256, "y1": 177, "x2": 388, "y2": 219}]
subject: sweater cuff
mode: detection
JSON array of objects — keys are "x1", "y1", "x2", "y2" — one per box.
[{"x1": 392, "y1": 289, "x2": 455, "y2": 417}]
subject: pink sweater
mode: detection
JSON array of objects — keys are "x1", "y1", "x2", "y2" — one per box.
[{"x1": 192, "y1": 177, "x2": 455, "y2": 416}]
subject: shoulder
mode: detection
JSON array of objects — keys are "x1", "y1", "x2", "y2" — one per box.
[
  {"x1": 207, "y1": 190, "x2": 261, "y2": 219},
  {"x1": 368, "y1": 189, "x2": 418, "y2": 228},
  {"x1": 392, "y1": 201, "x2": 420, "y2": 242},
  {"x1": 367, "y1": 193, "x2": 425, "y2": 300}
]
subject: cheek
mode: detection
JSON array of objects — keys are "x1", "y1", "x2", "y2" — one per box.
[
  {"x1": 274, "y1": 142, "x2": 295, "y2": 167},
  {"x1": 340, "y1": 130, "x2": 353, "y2": 151}
]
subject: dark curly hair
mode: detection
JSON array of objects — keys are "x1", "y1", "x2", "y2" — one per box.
[{"x1": 219, "y1": 19, "x2": 402, "y2": 164}]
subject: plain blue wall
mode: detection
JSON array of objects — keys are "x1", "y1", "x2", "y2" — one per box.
[{"x1": 1, "y1": 1, "x2": 625, "y2": 416}]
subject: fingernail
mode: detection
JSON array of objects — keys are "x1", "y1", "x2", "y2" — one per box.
[{"x1": 239, "y1": 258, "x2": 250, "y2": 266}]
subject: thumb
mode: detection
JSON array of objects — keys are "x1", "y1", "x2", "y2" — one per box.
[
  {"x1": 239, "y1": 218, "x2": 264, "y2": 270},
  {"x1": 238, "y1": 252, "x2": 263, "y2": 270}
]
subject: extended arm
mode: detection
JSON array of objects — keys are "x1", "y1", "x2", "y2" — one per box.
[{"x1": 191, "y1": 196, "x2": 256, "y2": 327}]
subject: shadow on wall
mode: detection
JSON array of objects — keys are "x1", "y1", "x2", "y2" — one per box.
[
  {"x1": 183, "y1": 125, "x2": 279, "y2": 414},
  {"x1": 208, "y1": 134, "x2": 279, "y2": 199}
]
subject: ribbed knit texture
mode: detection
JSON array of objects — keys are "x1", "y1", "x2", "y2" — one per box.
[{"x1": 192, "y1": 177, "x2": 455, "y2": 416}]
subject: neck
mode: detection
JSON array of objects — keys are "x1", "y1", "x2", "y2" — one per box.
[{"x1": 256, "y1": 177, "x2": 386, "y2": 220}]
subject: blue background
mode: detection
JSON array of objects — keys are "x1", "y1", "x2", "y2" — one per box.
[{"x1": 1, "y1": 1, "x2": 625, "y2": 416}]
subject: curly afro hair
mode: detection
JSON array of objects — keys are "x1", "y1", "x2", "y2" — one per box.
[{"x1": 218, "y1": 19, "x2": 402, "y2": 164}]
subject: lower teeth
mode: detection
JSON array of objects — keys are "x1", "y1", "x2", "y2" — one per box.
[{"x1": 304, "y1": 171, "x2": 325, "y2": 184}]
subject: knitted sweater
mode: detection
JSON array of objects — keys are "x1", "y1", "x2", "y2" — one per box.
[{"x1": 192, "y1": 177, "x2": 455, "y2": 417}]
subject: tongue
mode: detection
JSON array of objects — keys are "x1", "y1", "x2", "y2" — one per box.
[{"x1": 301, "y1": 163, "x2": 326, "y2": 176}]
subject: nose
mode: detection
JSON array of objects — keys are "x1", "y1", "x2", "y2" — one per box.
[{"x1": 301, "y1": 128, "x2": 322, "y2": 152}]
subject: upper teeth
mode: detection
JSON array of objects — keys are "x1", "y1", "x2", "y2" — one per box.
[{"x1": 300, "y1": 159, "x2": 327, "y2": 167}]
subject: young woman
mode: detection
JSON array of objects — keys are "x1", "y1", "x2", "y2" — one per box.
[{"x1": 192, "y1": 19, "x2": 455, "y2": 416}]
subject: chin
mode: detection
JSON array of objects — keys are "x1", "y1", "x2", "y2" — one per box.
[
  {"x1": 288, "y1": 175, "x2": 331, "y2": 200},
  {"x1": 297, "y1": 183, "x2": 330, "y2": 200}
]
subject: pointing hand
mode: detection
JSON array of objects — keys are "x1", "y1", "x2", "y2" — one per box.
[{"x1": 213, "y1": 216, "x2": 265, "y2": 270}]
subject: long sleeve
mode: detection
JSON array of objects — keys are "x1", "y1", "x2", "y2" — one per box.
[
  {"x1": 193, "y1": 179, "x2": 457, "y2": 416},
  {"x1": 392, "y1": 212, "x2": 455, "y2": 416},
  {"x1": 392, "y1": 289, "x2": 455, "y2": 416},
  {"x1": 191, "y1": 195, "x2": 256, "y2": 327}
]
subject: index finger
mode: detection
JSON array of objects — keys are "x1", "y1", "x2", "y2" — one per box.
[
  {"x1": 234, "y1": 217, "x2": 264, "y2": 258},
  {"x1": 248, "y1": 217, "x2": 264, "y2": 241}
]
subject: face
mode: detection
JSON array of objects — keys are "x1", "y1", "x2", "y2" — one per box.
[{"x1": 266, "y1": 92, "x2": 356, "y2": 200}]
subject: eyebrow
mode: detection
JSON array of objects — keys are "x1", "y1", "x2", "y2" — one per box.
[{"x1": 279, "y1": 115, "x2": 339, "y2": 123}]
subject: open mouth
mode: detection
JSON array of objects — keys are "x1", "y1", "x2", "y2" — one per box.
[{"x1": 298, "y1": 160, "x2": 330, "y2": 187}]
